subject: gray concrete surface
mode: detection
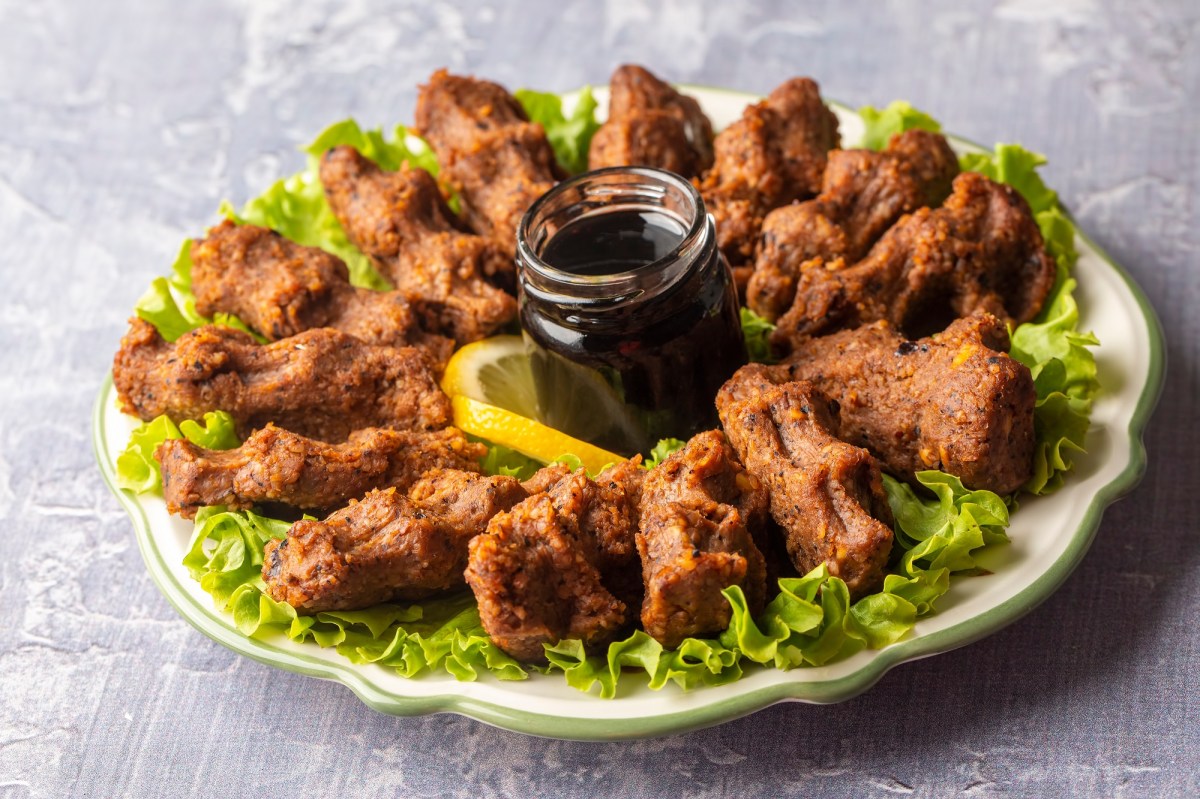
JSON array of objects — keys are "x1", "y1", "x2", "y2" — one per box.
[{"x1": 1, "y1": 0, "x2": 1197, "y2": 796}]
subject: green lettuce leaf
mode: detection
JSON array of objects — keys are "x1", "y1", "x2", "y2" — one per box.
[
  {"x1": 857, "y1": 101, "x2": 942, "y2": 150},
  {"x1": 515, "y1": 87, "x2": 600, "y2": 174},
  {"x1": 116, "y1": 411, "x2": 239, "y2": 494},
  {"x1": 476, "y1": 440, "x2": 603, "y2": 479},
  {"x1": 883, "y1": 471, "x2": 1009, "y2": 574},
  {"x1": 302, "y1": 119, "x2": 441, "y2": 175},
  {"x1": 1009, "y1": 276, "x2": 1099, "y2": 492},
  {"x1": 478, "y1": 442, "x2": 545, "y2": 480},
  {"x1": 959, "y1": 144, "x2": 1057, "y2": 214},
  {"x1": 740, "y1": 307, "x2": 777, "y2": 364},
  {"x1": 643, "y1": 438, "x2": 686, "y2": 469}
]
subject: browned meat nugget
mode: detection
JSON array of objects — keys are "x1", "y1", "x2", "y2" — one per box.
[
  {"x1": 156, "y1": 425, "x2": 485, "y2": 519},
  {"x1": 747, "y1": 130, "x2": 960, "y2": 320},
  {"x1": 716, "y1": 380, "x2": 894, "y2": 598},
  {"x1": 189, "y1": 220, "x2": 453, "y2": 366},
  {"x1": 112, "y1": 318, "x2": 450, "y2": 442},
  {"x1": 464, "y1": 464, "x2": 643, "y2": 661},
  {"x1": 262, "y1": 471, "x2": 528, "y2": 613},
  {"x1": 518, "y1": 462, "x2": 574, "y2": 495},
  {"x1": 697, "y1": 77, "x2": 840, "y2": 289},
  {"x1": 415, "y1": 69, "x2": 561, "y2": 258},
  {"x1": 406, "y1": 468, "x2": 532, "y2": 538},
  {"x1": 748, "y1": 312, "x2": 1035, "y2": 495},
  {"x1": 589, "y1": 65, "x2": 715, "y2": 178},
  {"x1": 772, "y1": 172, "x2": 1058, "y2": 346},
  {"x1": 319, "y1": 146, "x2": 517, "y2": 344},
  {"x1": 558, "y1": 460, "x2": 646, "y2": 607},
  {"x1": 637, "y1": 430, "x2": 769, "y2": 648}
]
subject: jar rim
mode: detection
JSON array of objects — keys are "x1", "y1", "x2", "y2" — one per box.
[{"x1": 516, "y1": 165, "x2": 708, "y2": 296}]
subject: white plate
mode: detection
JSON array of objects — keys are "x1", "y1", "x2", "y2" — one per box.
[{"x1": 94, "y1": 87, "x2": 1165, "y2": 740}]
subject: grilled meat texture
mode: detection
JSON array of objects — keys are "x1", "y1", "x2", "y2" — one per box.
[
  {"x1": 747, "y1": 130, "x2": 960, "y2": 320},
  {"x1": 561, "y1": 459, "x2": 646, "y2": 608},
  {"x1": 189, "y1": 220, "x2": 453, "y2": 366},
  {"x1": 697, "y1": 77, "x2": 840, "y2": 289},
  {"x1": 415, "y1": 69, "x2": 561, "y2": 258},
  {"x1": 772, "y1": 172, "x2": 1057, "y2": 347},
  {"x1": 156, "y1": 425, "x2": 485, "y2": 519},
  {"x1": 319, "y1": 146, "x2": 517, "y2": 343},
  {"x1": 262, "y1": 471, "x2": 528, "y2": 613},
  {"x1": 112, "y1": 318, "x2": 450, "y2": 442},
  {"x1": 742, "y1": 312, "x2": 1035, "y2": 495},
  {"x1": 716, "y1": 379, "x2": 894, "y2": 598},
  {"x1": 465, "y1": 462, "x2": 643, "y2": 662},
  {"x1": 588, "y1": 64, "x2": 715, "y2": 178},
  {"x1": 636, "y1": 430, "x2": 770, "y2": 648}
]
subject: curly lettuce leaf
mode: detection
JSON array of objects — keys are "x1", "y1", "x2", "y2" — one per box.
[
  {"x1": 959, "y1": 144, "x2": 1056, "y2": 215},
  {"x1": 302, "y1": 119, "x2": 441, "y2": 175},
  {"x1": 515, "y1": 87, "x2": 600, "y2": 174},
  {"x1": 643, "y1": 438, "x2": 686, "y2": 469},
  {"x1": 883, "y1": 471, "x2": 1009, "y2": 574},
  {"x1": 740, "y1": 307, "x2": 777, "y2": 364},
  {"x1": 857, "y1": 101, "x2": 942, "y2": 150},
  {"x1": 1010, "y1": 277, "x2": 1099, "y2": 492},
  {"x1": 476, "y1": 441, "x2": 600, "y2": 480},
  {"x1": 476, "y1": 440, "x2": 544, "y2": 479},
  {"x1": 185, "y1": 507, "x2": 527, "y2": 682},
  {"x1": 543, "y1": 631, "x2": 742, "y2": 699},
  {"x1": 116, "y1": 411, "x2": 239, "y2": 494}
]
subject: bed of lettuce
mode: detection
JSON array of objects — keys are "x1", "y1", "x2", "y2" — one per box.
[{"x1": 114, "y1": 93, "x2": 1097, "y2": 698}]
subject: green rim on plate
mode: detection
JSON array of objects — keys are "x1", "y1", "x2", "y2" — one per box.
[{"x1": 93, "y1": 89, "x2": 1166, "y2": 740}]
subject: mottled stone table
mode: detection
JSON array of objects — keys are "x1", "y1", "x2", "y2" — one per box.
[{"x1": 2, "y1": 0, "x2": 1196, "y2": 796}]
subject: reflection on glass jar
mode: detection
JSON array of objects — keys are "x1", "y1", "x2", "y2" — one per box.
[{"x1": 516, "y1": 166, "x2": 747, "y2": 456}]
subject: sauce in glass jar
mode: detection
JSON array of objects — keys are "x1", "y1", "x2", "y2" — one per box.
[{"x1": 516, "y1": 166, "x2": 747, "y2": 455}]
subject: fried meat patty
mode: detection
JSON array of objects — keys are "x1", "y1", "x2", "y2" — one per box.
[
  {"x1": 747, "y1": 130, "x2": 960, "y2": 320},
  {"x1": 262, "y1": 471, "x2": 527, "y2": 613},
  {"x1": 319, "y1": 146, "x2": 517, "y2": 343},
  {"x1": 465, "y1": 462, "x2": 643, "y2": 662},
  {"x1": 636, "y1": 430, "x2": 769, "y2": 648},
  {"x1": 772, "y1": 172, "x2": 1057, "y2": 346},
  {"x1": 112, "y1": 318, "x2": 450, "y2": 442},
  {"x1": 716, "y1": 379, "x2": 894, "y2": 598},
  {"x1": 156, "y1": 425, "x2": 485, "y2": 519},
  {"x1": 588, "y1": 64, "x2": 715, "y2": 178},
  {"x1": 697, "y1": 77, "x2": 840, "y2": 288},
  {"x1": 415, "y1": 69, "x2": 561, "y2": 258},
  {"x1": 738, "y1": 312, "x2": 1035, "y2": 494},
  {"x1": 189, "y1": 220, "x2": 453, "y2": 365}
]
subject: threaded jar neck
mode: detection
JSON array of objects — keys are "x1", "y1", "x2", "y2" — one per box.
[{"x1": 516, "y1": 166, "x2": 714, "y2": 312}]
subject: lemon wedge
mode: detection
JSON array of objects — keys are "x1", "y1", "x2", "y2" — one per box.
[
  {"x1": 440, "y1": 336, "x2": 540, "y2": 418},
  {"x1": 441, "y1": 336, "x2": 624, "y2": 474}
]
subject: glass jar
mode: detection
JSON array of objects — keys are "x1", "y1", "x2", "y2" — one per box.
[{"x1": 516, "y1": 166, "x2": 747, "y2": 456}]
